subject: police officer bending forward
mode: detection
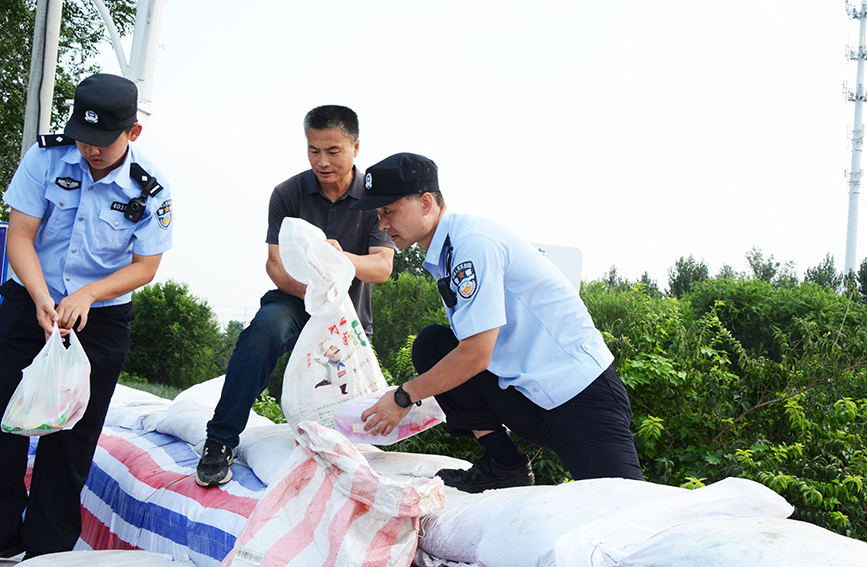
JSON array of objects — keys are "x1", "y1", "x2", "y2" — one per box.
[
  {"x1": 355, "y1": 153, "x2": 642, "y2": 493},
  {"x1": 0, "y1": 74, "x2": 172, "y2": 558}
]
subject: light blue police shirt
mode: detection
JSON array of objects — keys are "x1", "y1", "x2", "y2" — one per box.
[
  {"x1": 3, "y1": 141, "x2": 173, "y2": 307},
  {"x1": 422, "y1": 209, "x2": 614, "y2": 410}
]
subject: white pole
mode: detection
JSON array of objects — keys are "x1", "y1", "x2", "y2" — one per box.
[
  {"x1": 92, "y1": 0, "x2": 166, "y2": 121},
  {"x1": 90, "y1": 0, "x2": 130, "y2": 75},
  {"x1": 21, "y1": 0, "x2": 63, "y2": 157},
  {"x1": 128, "y1": 0, "x2": 166, "y2": 118},
  {"x1": 845, "y1": 1, "x2": 867, "y2": 277}
]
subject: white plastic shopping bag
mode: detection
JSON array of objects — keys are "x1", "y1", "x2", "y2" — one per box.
[
  {"x1": 279, "y1": 218, "x2": 388, "y2": 430},
  {"x1": 331, "y1": 387, "x2": 445, "y2": 445},
  {"x1": 221, "y1": 421, "x2": 445, "y2": 567},
  {"x1": 2, "y1": 323, "x2": 91, "y2": 436}
]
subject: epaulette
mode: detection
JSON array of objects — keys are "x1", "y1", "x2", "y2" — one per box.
[
  {"x1": 130, "y1": 163, "x2": 164, "y2": 198},
  {"x1": 38, "y1": 134, "x2": 76, "y2": 148}
]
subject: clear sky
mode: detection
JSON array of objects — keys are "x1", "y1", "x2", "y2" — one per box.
[{"x1": 99, "y1": 0, "x2": 863, "y2": 326}]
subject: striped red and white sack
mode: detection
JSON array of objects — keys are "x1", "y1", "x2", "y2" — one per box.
[{"x1": 221, "y1": 421, "x2": 445, "y2": 567}]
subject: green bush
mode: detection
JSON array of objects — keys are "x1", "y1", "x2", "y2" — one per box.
[
  {"x1": 583, "y1": 280, "x2": 867, "y2": 540},
  {"x1": 683, "y1": 278, "x2": 867, "y2": 362},
  {"x1": 263, "y1": 270, "x2": 867, "y2": 540},
  {"x1": 371, "y1": 272, "x2": 447, "y2": 370},
  {"x1": 125, "y1": 280, "x2": 223, "y2": 389}
]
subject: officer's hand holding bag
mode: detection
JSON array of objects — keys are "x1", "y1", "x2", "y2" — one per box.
[{"x1": 1, "y1": 322, "x2": 91, "y2": 436}]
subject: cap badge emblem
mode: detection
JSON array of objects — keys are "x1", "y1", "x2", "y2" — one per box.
[
  {"x1": 365, "y1": 173, "x2": 373, "y2": 190},
  {"x1": 84, "y1": 110, "x2": 99, "y2": 124}
]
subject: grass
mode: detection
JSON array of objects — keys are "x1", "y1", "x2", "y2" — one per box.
[{"x1": 118, "y1": 373, "x2": 183, "y2": 400}]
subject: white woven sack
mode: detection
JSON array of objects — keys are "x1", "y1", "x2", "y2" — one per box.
[
  {"x1": 278, "y1": 218, "x2": 387, "y2": 430},
  {"x1": 221, "y1": 421, "x2": 445, "y2": 567}
]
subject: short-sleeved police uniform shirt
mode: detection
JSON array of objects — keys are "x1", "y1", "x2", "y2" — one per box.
[
  {"x1": 423, "y1": 209, "x2": 614, "y2": 410},
  {"x1": 3, "y1": 141, "x2": 173, "y2": 307},
  {"x1": 266, "y1": 166, "x2": 393, "y2": 336}
]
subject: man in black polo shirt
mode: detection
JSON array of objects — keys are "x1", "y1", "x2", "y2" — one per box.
[{"x1": 196, "y1": 105, "x2": 395, "y2": 487}]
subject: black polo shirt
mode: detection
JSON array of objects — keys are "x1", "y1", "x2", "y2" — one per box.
[{"x1": 266, "y1": 166, "x2": 394, "y2": 336}]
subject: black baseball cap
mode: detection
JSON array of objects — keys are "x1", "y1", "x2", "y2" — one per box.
[
  {"x1": 351, "y1": 152, "x2": 439, "y2": 210},
  {"x1": 64, "y1": 74, "x2": 138, "y2": 147}
]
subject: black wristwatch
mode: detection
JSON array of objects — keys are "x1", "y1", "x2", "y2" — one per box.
[{"x1": 394, "y1": 383, "x2": 421, "y2": 408}]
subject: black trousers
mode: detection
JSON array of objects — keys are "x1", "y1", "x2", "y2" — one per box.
[
  {"x1": 412, "y1": 324, "x2": 644, "y2": 481},
  {"x1": 0, "y1": 281, "x2": 133, "y2": 554}
]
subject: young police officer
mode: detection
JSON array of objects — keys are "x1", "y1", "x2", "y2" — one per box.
[
  {"x1": 0, "y1": 74, "x2": 172, "y2": 557},
  {"x1": 355, "y1": 153, "x2": 643, "y2": 492}
]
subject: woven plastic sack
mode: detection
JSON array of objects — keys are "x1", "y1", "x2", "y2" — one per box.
[
  {"x1": 2, "y1": 322, "x2": 91, "y2": 436},
  {"x1": 278, "y1": 218, "x2": 387, "y2": 430},
  {"x1": 221, "y1": 421, "x2": 445, "y2": 567},
  {"x1": 332, "y1": 387, "x2": 445, "y2": 445}
]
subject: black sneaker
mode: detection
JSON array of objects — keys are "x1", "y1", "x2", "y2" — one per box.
[
  {"x1": 436, "y1": 454, "x2": 535, "y2": 493},
  {"x1": 195, "y1": 439, "x2": 234, "y2": 487}
]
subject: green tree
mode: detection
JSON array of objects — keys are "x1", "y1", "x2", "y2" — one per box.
[
  {"x1": 1, "y1": 0, "x2": 136, "y2": 220},
  {"x1": 716, "y1": 263, "x2": 738, "y2": 279},
  {"x1": 602, "y1": 266, "x2": 660, "y2": 297},
  {"x1": 371, "y1": 271, "x2": 447, "y2": 371},
  {"x1": 637, "y1": 271, "x2": 662, "y2": 298},
  {"x1": 604, "y1": 265, "x2": 628, "y2": 292},
  {"x1": 391, "y1": 244, "x2": 429, "y2": 278},
  {"x1": 804, "y1": 253, "x2": 843, "y2": 292},
  {"x1": 667, "y1": 254, "x2": 709, "y2": 298},
  {"x1": 745, "y1": 246, "x2": 799, "y2": 288},
  {"x1": 125, "y1": 280, "x2": 223, "y2": 389},
  {"x1": 212, "y1": 319, "x2": 245, "y2": 376},
  {"x1": 857, "y1": 257, "x2": 867, "y2": 297},
  {"x1": 775, "y1": 260, "x2": 799, "y2": 288},
  {"x1": 745, "y1": 246, "x2": 779, "y2": 282}
]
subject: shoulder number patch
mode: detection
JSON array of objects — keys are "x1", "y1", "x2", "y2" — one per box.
[
  {"x1": 451, "y1": 261, "x2": 478, "y2": 300},
  {"x1": 157, "y1": 199, "x2": 172, "y2": 229}
]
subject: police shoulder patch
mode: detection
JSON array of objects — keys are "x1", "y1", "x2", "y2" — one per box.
[
  {"x1": 157, "y1": 199, "x2": 172, "y2": 229},
  {"x1": 451, "y1": 260, "x2": 478, "y2": 300},
  {"x1": 157, "y1": 199, "x2": 172, "y2": 228}
]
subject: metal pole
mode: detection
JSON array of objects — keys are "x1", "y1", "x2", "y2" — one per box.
[
  {"x1": 91, "y1": 0, "x2": 130, "y2": 75},
  {"x1": 20, "y1": 0, "x2": 166, "y2": 154},
  {"x1": 93, "y1": 0, "x2": 165, "y2": 120},
  {"x1": 845, "y1": 1, "x2": 867, "y2": 277},
  {"x1": 128, "y1": 0, "x2": 166, "y2": 118},
  {"x1": 21, "y1": 0, "x2": 63, "y2": 158}
]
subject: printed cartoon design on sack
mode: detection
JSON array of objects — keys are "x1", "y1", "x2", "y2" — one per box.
[
  {"x1": 313, "y1": 333, "x2": 356, "y2": 394},
  {"x1": 278, "y1": 218, "x2": 388, "y2": 431},
  {"x1": 288, "y1": 304, "x2": 385, "y2": 429}
]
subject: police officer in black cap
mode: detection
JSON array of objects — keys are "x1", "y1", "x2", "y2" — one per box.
[
  {"x1": 356, "y1": 152, "x2": 643, "y2": 493},
  {"x1": 0, "y1": 74, "x2": 173, "y2": 558}
]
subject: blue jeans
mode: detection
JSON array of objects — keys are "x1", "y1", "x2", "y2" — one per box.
[{"x1": 206, "y1": 290, "x2": 309, "y2": 448}]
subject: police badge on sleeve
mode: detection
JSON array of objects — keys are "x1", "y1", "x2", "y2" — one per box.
[
  {"x1": 452, "y1": 261, "x2": 478, "y2": 300},
  {"x1": 157, "y1": 199, "x2": 172, "y2": 229}
]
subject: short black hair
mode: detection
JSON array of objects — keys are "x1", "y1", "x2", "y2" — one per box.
[
  {"x1": 406, "y1": 190, "x2": 446, "y2": 208},
  {"x1": 304, "y1": 105, "x2": 359, "y2": 142}
]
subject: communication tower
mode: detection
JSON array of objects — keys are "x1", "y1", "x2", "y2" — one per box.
[{"x1": 844, "y1": 1, "x2": 867, "y2": 276}]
